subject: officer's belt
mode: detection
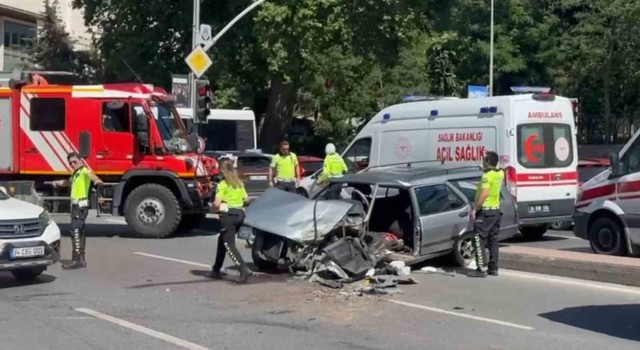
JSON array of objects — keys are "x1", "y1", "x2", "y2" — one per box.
[
  {"x1": 481, "y1": 206, "x2": 500, "y2": 210},
  {"x1": 276, "y1": 178, "x2": 296, "y2": 183}
]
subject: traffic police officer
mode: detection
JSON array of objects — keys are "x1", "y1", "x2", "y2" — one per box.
[
  {"x1": 319, "y1": 143, "x2": 348, "y2": 199},
  {"x1": 469, "y1": 151, "x2": 503, "y2": 278},
  {"x1": 210, "y1": 160, "x2": 252, "y2": 284},
  {"x1": 50, "y1": 152, "x2": 103, "y2": 270},
  {"x1": 268, "y1": 140, "x2": 301, "y2": 192}
]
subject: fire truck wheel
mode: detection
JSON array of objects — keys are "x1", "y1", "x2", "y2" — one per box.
[
  {"x1": 176, "y1": 213, "x2": 206, "y2": 234},
  {"x1": 125, "y1": 184, "x2": 181, "y2": 238}
]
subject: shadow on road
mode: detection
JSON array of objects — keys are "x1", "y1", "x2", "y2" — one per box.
[
  {"x1": 559, "y1": 247, "x2": 594, "y2": 254},
  {"x1": 504, "y1": 234, "x2": 570, "y2": 244},
  {"x1": 0, "y1": 272, "x2": 57, "y2": 289},
  {"x1": 540, "y1": 304, "x2": 640, "y2": 342}
]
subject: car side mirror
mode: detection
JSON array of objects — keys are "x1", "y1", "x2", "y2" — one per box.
[
  {"x1": 135, "y1": 113, "x2": 149, "y2": 133},
  {"x1": 610, "y1": 153, "x2": 623, "y2": 177}
]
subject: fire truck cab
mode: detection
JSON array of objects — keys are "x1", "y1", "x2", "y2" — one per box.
[{"x1": 0, "y1": 71, "x2": 217, "y2": 238}]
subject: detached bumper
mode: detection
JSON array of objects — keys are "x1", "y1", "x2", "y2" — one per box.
[{"x1": 0, "y1": 240, "x2": 60, "y2": 271}]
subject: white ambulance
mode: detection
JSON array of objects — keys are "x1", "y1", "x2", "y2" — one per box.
[
  {"x1": 573, "y1": 130, "x2": 640, "y2": 256},
  {"x1": 301, "y1": 93, "x2": 578, "y2": 239}
]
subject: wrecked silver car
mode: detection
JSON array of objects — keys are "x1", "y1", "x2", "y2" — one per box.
[{"x1": 240, "y1": 164, "x2": 519, "y2": 283}]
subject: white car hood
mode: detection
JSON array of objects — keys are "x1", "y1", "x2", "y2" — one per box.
[{"x1": 0, "y1": 197, "x2": 44, "y2": 220}]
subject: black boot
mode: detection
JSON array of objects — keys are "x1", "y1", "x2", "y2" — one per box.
[
  {"x1": 468, "y1": 269, "x2": 488, "y2": 278},
  {"x1": 224, "y1": 242, "x2": 251, "y2": 284},
  {"x1": 62, "y1": 230, "x2": 84, "y2": 270}
]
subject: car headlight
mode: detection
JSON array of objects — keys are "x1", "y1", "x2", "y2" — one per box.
[
  {"x1": 178, "y1": 139, "x2": 188, "y2": 152},
  {"x1": 39, "y1": 210, "x2": 51, "y2": 226}
]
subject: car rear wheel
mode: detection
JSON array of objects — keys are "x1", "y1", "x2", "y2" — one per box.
[
  {"x1": 520, "y1": 225, "x2": 548, "y2": 240},
  {"x1": 11, "y1": 267, "x2": 46, "y2": 281},
  {"x1": 589, "y1": 217, "x2": 627, "y2": 256},
  {"x1": 296, "y1": 188, "x2": 308, "y2": 197}
]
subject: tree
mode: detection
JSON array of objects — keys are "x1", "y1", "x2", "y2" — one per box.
[{"x1": 30, "y1": 0, "x2": 76, "y2": 72}]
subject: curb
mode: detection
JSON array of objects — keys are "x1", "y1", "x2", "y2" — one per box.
[{"x1": 501, "y1": 250, "x2": 640, "y2": 288}]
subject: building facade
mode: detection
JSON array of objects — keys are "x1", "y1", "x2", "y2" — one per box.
[{"x1": 0, "y1": 0, "x2": 91, "y2": 72}]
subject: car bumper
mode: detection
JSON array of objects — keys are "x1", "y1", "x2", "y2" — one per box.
[
  {"x1": 0, "y1": 239, "x2": 60, "y2": 271},
  {"x1": 0, "y1": 221, "x2": 61, "y2": 271},
  {"x1": 518, "y1": 199, "x2": 575, "y2": 225},
  {"x1": 572, "y1": 211, "x2": 590, "y2": 240}
]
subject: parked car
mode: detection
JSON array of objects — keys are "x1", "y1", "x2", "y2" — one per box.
[
  {"x1": 549, "y1": 158, "x2": 611, "y2": 230},
  {"x1": 0, "y1": 186, "x2": 61, "y2": 281},
  {"x1": 205, "y1": 151, "x2": 272, "y2": 197},
  {"x1": 297, "y1": 156, "x2": 323, "y2": 178},
  {"x1": 242, "y1": 163, "x2": 519, "y2": 271}
]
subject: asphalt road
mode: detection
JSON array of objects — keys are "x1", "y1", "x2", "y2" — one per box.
[{"x1": 0, "y1": 214, "x2": 638, "y2": 350}]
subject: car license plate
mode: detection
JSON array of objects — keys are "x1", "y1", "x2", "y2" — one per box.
[
  {"x1": 10, "y1": 246, "x2": 45, "y2": 259},
  {"x1": 249, "y1": 175, "x2": 267, "y2": 181}
]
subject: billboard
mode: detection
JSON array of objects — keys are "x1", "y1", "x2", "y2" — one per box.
[{"x1": 468, "y1": 85, "x2": 489, "y2": 98}]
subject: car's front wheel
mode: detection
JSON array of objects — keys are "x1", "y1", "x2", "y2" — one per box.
[
  {"x1": 589, "y1": 217, "x2": 627, "y2": 256},
  {"x1": 11, "y1": 267, "x2": 46, "y2": 281}
]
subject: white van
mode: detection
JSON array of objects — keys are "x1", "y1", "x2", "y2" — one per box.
[
  {"x1": 177, "y1": 108, "x2": 257, "y2": 152},
  {"x1": 573, "y1": 130, "x2": 640, "y2": 256},
  {"x1": 302, "y1": 93, "x2": 578, "y2": 239}
]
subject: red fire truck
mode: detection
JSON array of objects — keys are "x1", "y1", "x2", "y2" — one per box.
[{"x1": 0, "y1": 71, "x2": 218, "y2": 238}]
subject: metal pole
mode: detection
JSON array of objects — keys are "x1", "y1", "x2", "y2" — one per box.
[
  {"x1": 203, "y1": 0, "x2": 269, "y2": 51},
  {"x1": 190, "y1": 0, "x2": 200, "y2": 125},
  {"x1": 489, "y1": 0, "x2": 494, "y2": 97}
]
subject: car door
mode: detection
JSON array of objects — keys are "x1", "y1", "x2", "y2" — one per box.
[
  {"x1": 414, "y1": 184, "x2": 469, "y2": 255},
  {"x1": 448, "y1": 177, "x2": 518, "y2": 241}
]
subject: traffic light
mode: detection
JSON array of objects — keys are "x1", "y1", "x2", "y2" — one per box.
[{"x1": 196, "y1": 80, "x2": 212, "y2": 123}]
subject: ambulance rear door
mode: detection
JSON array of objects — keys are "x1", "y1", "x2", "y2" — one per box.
[{"x1": 512, "y1": 94, "x2": 577, "y2": 224}]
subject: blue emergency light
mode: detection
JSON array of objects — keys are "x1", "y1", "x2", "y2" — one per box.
[
  {"x1": 430, "y1": 110, "x2": 438, "y2": 116},
  {"x1": 383, "y1": 113, "x2": 391, "y2": 121},
  {"x1": 489, "y1": 106, "x2": 497, "y2": 113},
  {"x1": 480, "y1": 107, "x2": 489, "y2": 114}
]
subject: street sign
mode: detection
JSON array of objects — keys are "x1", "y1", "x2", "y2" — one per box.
[
  {"x1": 468, "y1": 85, "x2": 489, "y2": 98},
  {"x1": 185, "y1": 46, "x2": 213, "y2": 78},
  {"x1": 198, "y1": 24, "x2": 212, "y2": 45}
]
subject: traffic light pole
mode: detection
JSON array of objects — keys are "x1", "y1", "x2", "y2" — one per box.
[{"x1": 190, "y1": 0, "x2": 200, "y2": 133}]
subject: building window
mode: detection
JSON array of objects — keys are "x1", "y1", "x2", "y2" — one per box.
[
  {"x1": 30, "y1": 98, "x2": 66, "y2": 131},
  {"x1": 3, "y1": 20, "x2": 35, "y2": 51}
]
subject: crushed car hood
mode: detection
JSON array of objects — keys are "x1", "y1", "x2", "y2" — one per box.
[{"x1": 243, "y1": 188, "x2": 355, "y2": 244}]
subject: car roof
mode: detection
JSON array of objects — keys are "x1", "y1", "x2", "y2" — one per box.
[{"x1": 331, "y1": 163, "x2": 484, "y2": 188}]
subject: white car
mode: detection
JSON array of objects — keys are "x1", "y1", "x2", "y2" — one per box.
[{"x1": 0, "y1": 187, "x2": 61, "y2": 281}]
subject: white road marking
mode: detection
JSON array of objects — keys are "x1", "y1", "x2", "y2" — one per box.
[
  {"x1": 389, "y1": 300, "x2": 534, "y2": 331},
  {"x1": 133, "y1": 252, "x2": 210, "y2": 268},
  {"x1": 544, "y1": 234, "x2": 580, "y2": 240},
  {"x1": 500, "y1": 269, "x2": 640, "y2": 296},
  {"x1": 75, "y1": 308, "x2": 209, "y2": 350}
]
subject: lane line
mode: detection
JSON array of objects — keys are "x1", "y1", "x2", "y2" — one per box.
[
  {"x1": 389, "y1": 300, "x2": 535, "y2": 331},
  {"x1": 544, "y1": 234, "x2": 581, "y2": 240},
  {"x1": 133, "y1": 252, "x2": 210, "y2": 268},
  {"x1": 500, "y1": 269, "x2": 640, "y2": 296},
  {"x1": 75, "y1": 308, "x2": 209, "y2": 350}
]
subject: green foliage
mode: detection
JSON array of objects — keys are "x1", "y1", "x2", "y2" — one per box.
[
  {"x1": 71, "y1": 0, "x2": 640, "y2": 147},
  {"x1": 30, "y1": 0, "x2": 75, "y2": 72}
]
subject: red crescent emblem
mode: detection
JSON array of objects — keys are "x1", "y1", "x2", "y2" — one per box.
[{"x1": 524, "y1": 134, "x2": 544, "y2": 163}]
